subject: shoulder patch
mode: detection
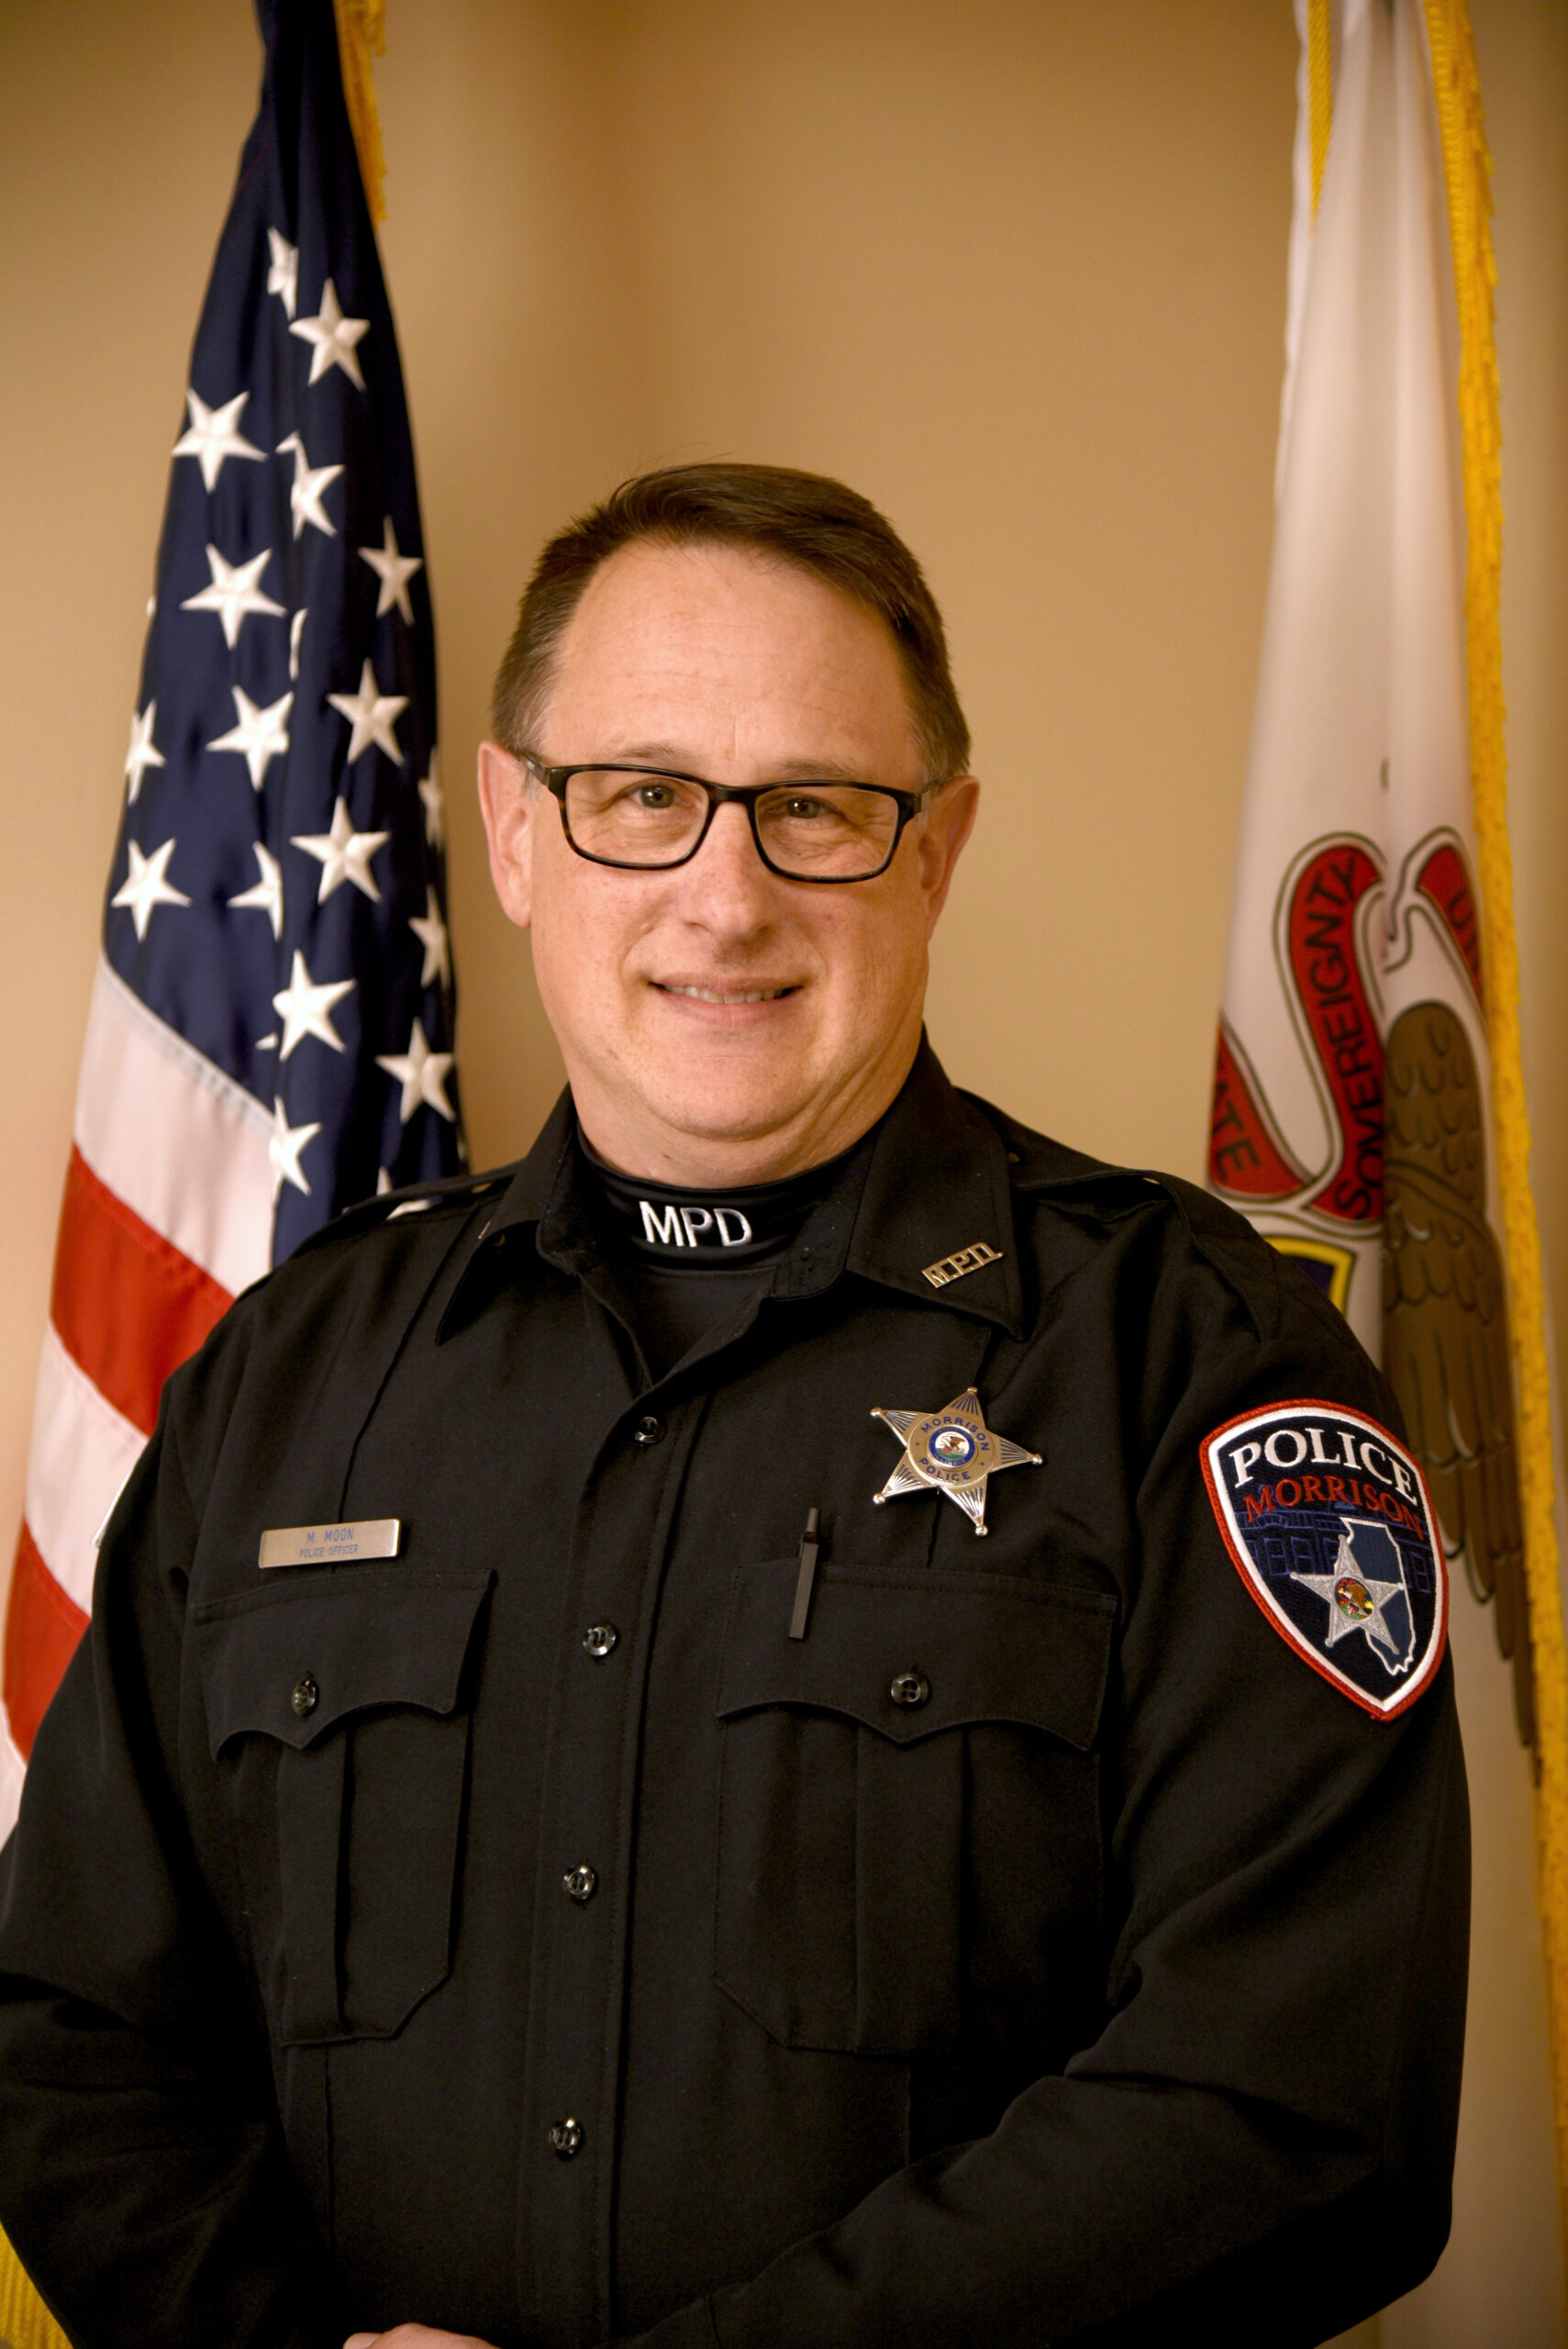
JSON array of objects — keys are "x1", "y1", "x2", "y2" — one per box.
[{"x1": 1201, "y1": 1400, "x2": 1447, "y2": 1720}]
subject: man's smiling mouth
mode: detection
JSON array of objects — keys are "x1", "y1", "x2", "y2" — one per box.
[{"x1": 657, "y1": 983, "x2": 797, "y2": 1005}]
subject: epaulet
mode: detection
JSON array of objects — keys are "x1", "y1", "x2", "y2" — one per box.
[
  {"x1": 1107, "y1": 1167, "x2": 1341, "y2": 1348},
  {"x1": 962, "y1": 1087, "x2": 1321, "y2": 1343},
  {"x1": 960, "y1": 1089, "x2": 1151, "y2": 1201},
  {"x1": 287, "y1": 1166, "x2": 516, "y2": 1261}
]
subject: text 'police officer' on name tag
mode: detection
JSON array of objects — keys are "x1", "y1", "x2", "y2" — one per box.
[
  {"x1": 1200, "y1": 1403, "x2": 1446, "y2": 1719},
  {"x1": 258, "y1": 1520, "x2": 402, "y2": 1569}
]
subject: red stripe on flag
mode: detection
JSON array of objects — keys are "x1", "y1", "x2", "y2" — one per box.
[
  {"x1": 4, "y1": 1524, "x2": 89, "y2": 1761},
  {"x1": 52, "y1": 1147, "x2": 232, "y2": 1438}
]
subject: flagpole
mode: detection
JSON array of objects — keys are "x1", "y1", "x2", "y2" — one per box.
[{"x1": 1422, "y1": 0, "x2": 1568, "y2": 2267}]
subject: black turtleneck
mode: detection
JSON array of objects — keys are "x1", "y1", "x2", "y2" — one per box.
[{"x1": 577, "y1": 1130, "x2": 857, "y2": 1375}]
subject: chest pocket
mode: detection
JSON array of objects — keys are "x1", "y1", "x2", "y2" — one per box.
[
  {"x1": 194, "y1": 1567, "x2": 492, "y2": 2045},
  {"x1": 714, "y1": 1560, "x2": 1116, "y2": 2057}
]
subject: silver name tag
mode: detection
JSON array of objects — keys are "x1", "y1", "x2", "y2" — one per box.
[{"x1": 258, "y1": 1519, "x2": 402, "y2": 1570}]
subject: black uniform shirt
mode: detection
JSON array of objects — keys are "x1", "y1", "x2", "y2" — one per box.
[{"x1": 0, "y1": 1044, "x2": 1468, "y2": 2349}]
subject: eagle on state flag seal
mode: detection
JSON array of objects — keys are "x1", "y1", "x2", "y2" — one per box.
[{"x1": 1201, "y1": 1401, "x2": 1447, "y2": 1720}]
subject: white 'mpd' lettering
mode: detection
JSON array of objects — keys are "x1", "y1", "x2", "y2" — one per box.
[
  {"x1": 679, "y1": 1207, "x2": 715, "y2": 1246},
  {"x1": 1229, "y1": 1442, "x2": 1263, "y2": 1488},
  {"x1": 1262, "y1": 1427, "x2": 1308, "y2": 1469},
  {"x1": 639, "y1": 1200, "x2": 684, "y2": 1247},
  {"x1": 714, "y1": 1208, "x2": 753, "y2": 1247}
]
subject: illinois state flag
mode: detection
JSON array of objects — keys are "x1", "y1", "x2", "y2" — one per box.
[
  {"x1": 0, "y1": 0, "x2": 462, "y2": 1841},
  {"x1": 1209, "y1": 0, "x2": 1526, "y2": 1732}
]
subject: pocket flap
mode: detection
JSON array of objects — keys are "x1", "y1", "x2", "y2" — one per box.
[
  {"x1": 194, "y1": 1568, "x2": 493, "y2": 1755},
  {"x1": 717, "y1": 1561, "x2": 1116, "y2": 1751}
]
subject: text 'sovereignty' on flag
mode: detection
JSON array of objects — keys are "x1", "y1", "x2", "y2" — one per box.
[
  {"x1": 0, "y1": 0, "x2": 462, "y2": 1840},
  {"x1": 1207, "y1": 0, "x2": 1527, "y2": 1738}
]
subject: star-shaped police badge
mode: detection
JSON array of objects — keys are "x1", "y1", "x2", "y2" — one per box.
[{"x1": 872, "y1": 1387, "x2": 1040, "y2": 1536}]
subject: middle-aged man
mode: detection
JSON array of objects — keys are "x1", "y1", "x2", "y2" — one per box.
[{"x1": 0, "y1": 465, "x2": 1467, "y2": 2349}]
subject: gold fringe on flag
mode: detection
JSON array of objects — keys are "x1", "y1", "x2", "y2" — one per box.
[
  {"x1": 1422, "y1": 0, "x2": 1568, "y2": 2260},
  {"x1": 333, "y1": 0, "x2": 388, "y2": 226},
  {"x1": 1307, "y1": 0, "x2": 1333, "y2": 216},
  {"x1": 0, "y1": 2224, "x2": 68, "y2": 2349}
]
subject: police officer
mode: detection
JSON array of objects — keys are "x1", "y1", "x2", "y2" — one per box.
[{"x1": 0, "y1": 466, "x2": 1466, "y2": 2349}]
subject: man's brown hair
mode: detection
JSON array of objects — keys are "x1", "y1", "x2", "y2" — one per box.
[{"x1": 490, "y1": 462, "x2": 971, "y2": 781}]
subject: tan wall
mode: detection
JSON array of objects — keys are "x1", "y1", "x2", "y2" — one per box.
[{"x1": 2, "y1": 2, "x2": 1564, "y2": 2339}]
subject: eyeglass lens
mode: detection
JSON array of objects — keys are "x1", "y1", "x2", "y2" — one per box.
[{"x1": 563, "y1": 771, "x2": 903, "y2": 877}]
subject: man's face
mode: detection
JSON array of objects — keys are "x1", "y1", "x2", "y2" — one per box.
[{"x1": 478, "y1": 538, "x2": 978, "y2": 1185}]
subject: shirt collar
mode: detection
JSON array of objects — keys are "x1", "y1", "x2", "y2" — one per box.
[{"x1": 443, "y1": 1037, "x2": 1057, "y2": 1341}]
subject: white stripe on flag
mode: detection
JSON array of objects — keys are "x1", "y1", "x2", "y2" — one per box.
[
  {"x1": 73, "y1": 958, "x2": 274, "y2": 1298},
  {"x1": 0, "y1": 1720, "x2": 25, "y2": 1846},
  {"x1": 23, "y1": 1323, "x2": 147, "y2": 1619}
]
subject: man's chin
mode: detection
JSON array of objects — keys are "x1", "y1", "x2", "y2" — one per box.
[
  {"x1": 595, "y1": 1063, "x2": 830, "y2": 1182},
  {"x1": 639, "y1": 1085, "x2": 809, "y2": 1153}
]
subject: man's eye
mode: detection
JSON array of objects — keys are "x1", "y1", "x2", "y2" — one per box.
[{"x1": 633, "y1": 783, "x2": 679, "y2": 811}]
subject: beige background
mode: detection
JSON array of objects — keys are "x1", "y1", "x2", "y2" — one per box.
[{"x1": 2, "y1": 2, "x2": 1564, "y2": 2341}]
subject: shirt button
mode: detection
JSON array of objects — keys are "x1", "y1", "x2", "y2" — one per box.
[
  {"x1": 291, "y1": 1674, "x2": 319, "y2": 1719},
  {"x1": 549, "y1": 2118, "x2": 584, "y2": 2159},
  {"x1": 582, "y1": 1623, "x2": 619, "y2": 1660},
  {"x1": 632, "y1": 1414, "x2": 666, "y2": 1447},
  {"x1": 889, "y1": 1670, "x2": 930, "y2": 1709},
  {"x1": 563, "y1": 1865, "x2": 597, "y2": 1903}
]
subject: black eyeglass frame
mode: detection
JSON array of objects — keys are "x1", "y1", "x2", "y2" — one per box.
[{"x1": 519, "y1": 752, "x2": 938, "y2": 884}]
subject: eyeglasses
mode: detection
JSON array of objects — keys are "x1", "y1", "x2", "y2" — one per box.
[{"x1": 520, "y1": 755, "x2": 934, "y2": 884}]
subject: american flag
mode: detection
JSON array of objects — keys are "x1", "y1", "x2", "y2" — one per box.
[{"x1": 1, "y1": 0, "x2": 462, "y2": 1834}]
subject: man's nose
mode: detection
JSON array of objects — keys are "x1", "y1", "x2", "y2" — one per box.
[{"x1": 676, "y1": 799, "x2": 778, "y2": 923}]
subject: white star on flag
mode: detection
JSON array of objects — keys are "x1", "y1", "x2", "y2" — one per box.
[
  {"x1": 289, "y1": 607, "x2": 307, "y2": 680},
  {"x1": 171, "y1": 389, "x2": 264, "y2": 492},
  {"x1": 377, "y1": 1017, "x2": 457, "y2": 1123},
  {"x1": 409, "y1": 885, "x2": 450, "y2": 987},
  {"x1": 124, "y1": 704, "x2": 165, "y2": 804},
  {"x1": 228, "y1": 841, "x2": 284, "y2": 937},
  {"x1": 266, "y1": 227, "x2": 299, "y2": 318},
  {"x1": 208, "y1": 685, "x2": 293, "y2": 791},
  {"x1": 110, "y1": 838, "x2": 191, "y2": 941},
  {"x1": 276, "y1": 432, "x2": 343, "y2": 540},
  {"x1": 272, "y1": 950, "x2": 354, "y2": 1060},
  {"x1": 359, "y1": 517, "x2": 423, "y2": 623},
  {"x1": 328, "y1": 658, "x2": 407, "y2": 764},
  {"x1": 417, "y1": 752, "x2": 445, "y2": 849},
  {"x1": 290, "y1": 276, "x2": 369, "y2": 388},
  {"x1": 291, "y1": 796, "x2": 389, "y2": 902},
  {"x1": 181, "y1": 543, "x2": 284, "y2": 648},
  {"x1": 269, "y1": 1097, "x2": 321, "y2": 1198}
]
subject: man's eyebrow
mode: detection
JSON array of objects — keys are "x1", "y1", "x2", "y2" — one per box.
[{"x1": 599, "y1": 742, "x2": 876, "y2": 784}]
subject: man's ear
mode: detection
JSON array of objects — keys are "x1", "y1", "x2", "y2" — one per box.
[
  {"x1": 917, "y1": 774, "x2": 981, "y2": 937},
  {"x1": 477, "y1": 742, "x2": 536, "y2": 930}
]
